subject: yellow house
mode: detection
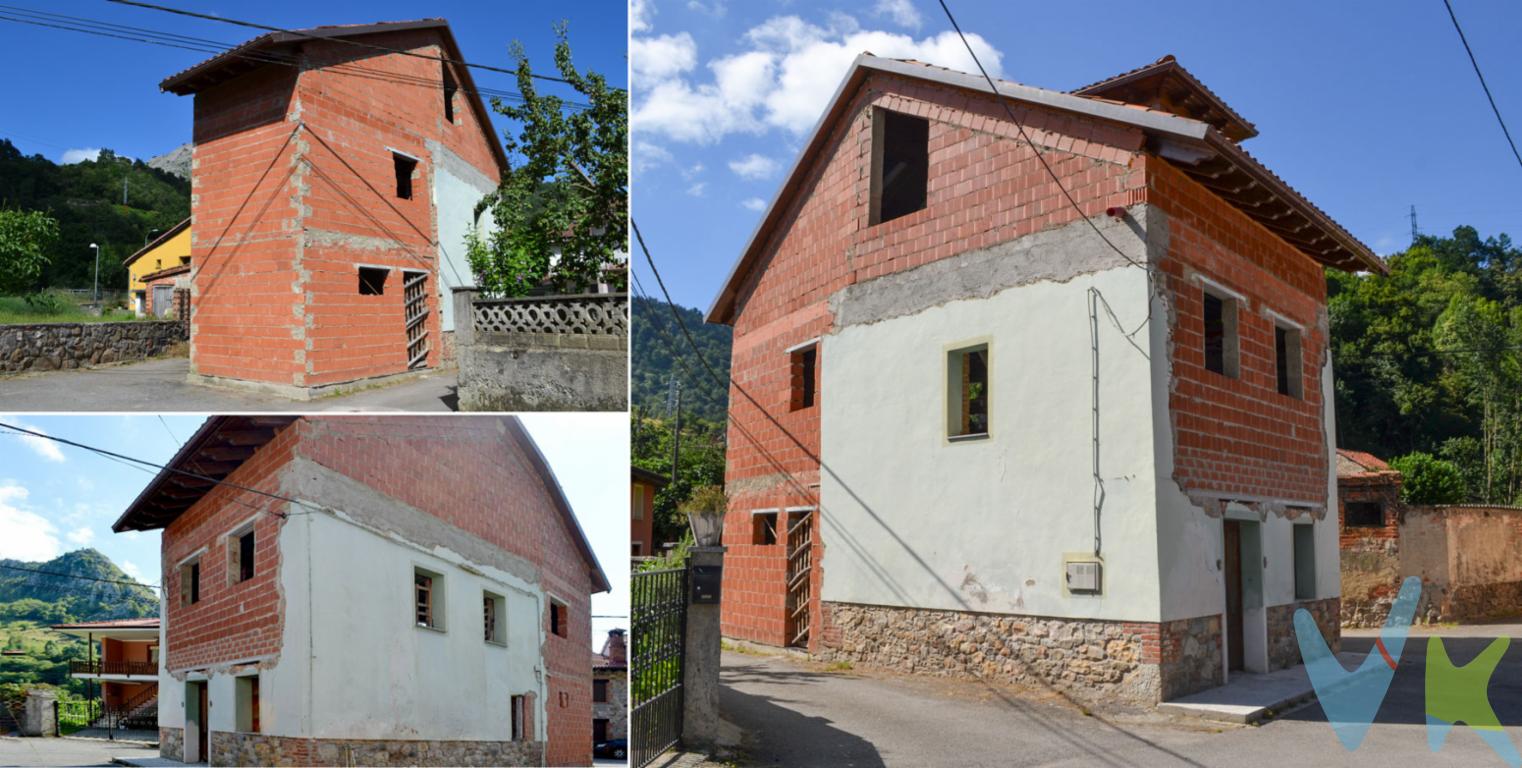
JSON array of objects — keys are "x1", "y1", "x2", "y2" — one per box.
[{"x1": 123, "y1": 217, "x2": 190, "y2": 317}]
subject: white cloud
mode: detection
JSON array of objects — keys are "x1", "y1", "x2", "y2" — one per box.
[
  {"x1": 631, "y1": 32, "x2": 697, "y2": 81},
  {"x1": 686, "y1": 182, "x2": 707, "y2": 197},
  {"x1": 741, "y1": 197, "x2": 766, "y2": 211},
  {"x1": 686, "y1": 0, "x2": 726, "y2": 19},
  {"x1": 66, "y1": 526, "x2": 94, "y2": 546},
  {"x1": 631, "y1": 0, "x2": 653, "y2": 33},
  {"x1": 0, "y1": 482, "x2": 62, "y2": 561},
  {"x1": 728, "y1": 153, "x2": 778, "y2": 179},
  {"x1": 3, "y1": 420, "x2": 66, "y2": 463},
  {"x1": 120, "y1": 560, "x2": 146, "y2": 584},
  {"x1": 60, "y1": 147, "x2": 101, "y2": 164},
  {"x1": 874, "y1": 0, "x2": 923, "y2": 30},
  {"x1": 633, "y1": 140, "x2": 673, "y2": 172},
  {"x1": 632, "y1": 13, "x2": 1003, "y2": 144}
]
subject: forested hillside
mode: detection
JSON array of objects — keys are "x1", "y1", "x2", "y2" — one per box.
[
  {"x1": 0, "y1": 139, "x2": 190, "y2": 290},
  {"x1": 631, "y1": 295, "x2": 731, "y2": 423},
  {"x1": 0, "y1": 549, "x2": 157, "y2": 695}
]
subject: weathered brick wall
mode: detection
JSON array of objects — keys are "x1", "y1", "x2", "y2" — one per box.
[
  {"x1": 162, "y1": 422, "x2": 300, "y2": 671},
  {"x1": 1148, "y1": 160, "x2": 1330, "y2": 507},
  {"x1": 0, "y1": 321, "x2": 184, "y2": 373},
  {"x1": 1338, "y1": 476, "x2": 1404, "y2": 626},
  {"x1": 191, "y1": 31, "x2": 499, "y2": 390},
  {"x1": 291, "y1": 417, "x2": 595, "y2": 766},
  {"x1": 721, "y1": 70, "x2": 1145, "y2": 649}
]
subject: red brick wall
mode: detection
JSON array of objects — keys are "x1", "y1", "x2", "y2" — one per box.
[
  {"x1": 190, "y1": 31, "x2": 500, "y2": 388},
  {"x1": 189, "y1": 64, "x2": 304, "y2": 384},
  {"x1": 161, "y1": 422, "x2": 298, "y2": 671},
  {"x1": 1147, "y1": 160, "x2": 1330, "y2": 505},
  {"x1": 720, "y1": 71, "x2": 1146, "y2": 648}
]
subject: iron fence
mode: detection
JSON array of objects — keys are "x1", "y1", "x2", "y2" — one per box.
[{"x1": 631, "y1": 566, "x2": 687, "y2": 768}]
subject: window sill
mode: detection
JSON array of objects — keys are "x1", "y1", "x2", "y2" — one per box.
[
  {"x1": 415, "y1": 624, "x2": 446, "y2": 634},
  {"x1": 485, "y1": 639, "x2": 508, "y2": 648},
  {"x1": 948, "y1": 432, "x2": 989, "y2": 443}
]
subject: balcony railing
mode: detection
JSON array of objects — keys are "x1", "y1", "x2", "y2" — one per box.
[{"x1": 69, "y1": 660, "x2": 156, "y2": 677}]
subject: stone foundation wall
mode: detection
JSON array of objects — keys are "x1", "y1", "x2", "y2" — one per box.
[
  {"x1": 592, "y1": 674, "x2": 628, "y2": 740},
  {"x1": 457, "y1": 333, "x2": 628, "y2": 412},
  {"x1": 205, "y1": 731, "x2": 543, "y2": 767},
  {"x1": 1, "y1": 321, "x2": 185, "y2": 373},
  {"x1": 1158, "y1": 614, "x2": 1223, "y2": 700},
  {"x1": 1450, "y1": 581, "x2": 1522, "y2": 621},
  {"x1": 817, "y1": 601, "x2": 1180, "y2": 707},
  {"x1": 1267, "y1": 597, "x2": 1340, "y2": 670},
  {"x1": 160, "y1": 727, "x2": 184, "y2": 762}
]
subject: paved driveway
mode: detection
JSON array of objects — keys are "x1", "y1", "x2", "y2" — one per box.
[
  {"x1": 0, "y1": 357, "x2": 458, "y2": 411},
  {"x1": 0, "y1": 736, "x2": 159, "y2": 767},
  {"x1": 720, "y1": 623, "x2": 1522, "y2": 767}
]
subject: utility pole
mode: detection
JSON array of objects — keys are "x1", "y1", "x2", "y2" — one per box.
[
  {"x1": 671, "y1": 379, "x2": 682, "y2": 483},
  {"x1": 1410, "y1": 205, "x2": 1420, "y2": 244},
  {"x1": 122, "y1": 176, "x2": 128, "y2": 206}
]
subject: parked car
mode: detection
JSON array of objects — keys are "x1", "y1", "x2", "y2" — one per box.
[{"x1": 594, "y1": 738, "x2": 627, "y2": 759}]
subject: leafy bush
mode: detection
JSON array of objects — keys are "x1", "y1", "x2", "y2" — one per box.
[{"x1": 1391, "y1": 452, "x2": 1467, "y2": 504}]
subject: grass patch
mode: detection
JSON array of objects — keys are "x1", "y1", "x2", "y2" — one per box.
[
  {"x1": 0, "y1": 294, "x2": 143, "y2": 324},
  {"x1": 823, "y1": 660, "x2": 854, "y2": 672}
]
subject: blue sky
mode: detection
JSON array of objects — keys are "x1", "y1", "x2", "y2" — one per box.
[
  {"x1": 0, "y1": 0, "x2": 628, "y2": 165},
  {"x1": 0, "y1": 414, "x2": 629, "y2": 651},
  {"x1": 630, "y1": 0, "x2": 1522, "y2": 311}
]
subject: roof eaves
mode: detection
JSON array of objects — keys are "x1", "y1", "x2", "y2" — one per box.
[
  {"x1": 123, "y1": 216, "x2": 191, "y2": 270},
  {"x1": 506, "y1": 418, "x2": 612, "y2": 594}
]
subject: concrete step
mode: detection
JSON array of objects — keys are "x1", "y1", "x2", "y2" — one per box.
[{"x1": 1157, "y1": 651, "x2": 1368, "y2": 724}]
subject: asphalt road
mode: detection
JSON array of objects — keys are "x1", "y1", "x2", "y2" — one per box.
[
  {"x1": 720, "y1": 623, "x2": 1522, "y2": 767},
  {"x1": 0, "y1": 735, "x2": 158, "y2": 767},
  {"x1": 0, "y1": 357, "x2": 459, "y2": 411}
]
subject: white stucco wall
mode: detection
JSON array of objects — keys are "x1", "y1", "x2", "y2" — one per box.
[
  {"x1": 818, "y1": 263, "x2": 1164, "y2": 622},
  {"x1": 158, "y1": 508, "x2": 546, "y2": 743},
  {"x1": 428, "y1": 141, "x2": 498, "y2": 333}
]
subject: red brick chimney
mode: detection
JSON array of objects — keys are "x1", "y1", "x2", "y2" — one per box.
[{"x1": 604, "y1": 629, "x2": 626, "y2": 666}]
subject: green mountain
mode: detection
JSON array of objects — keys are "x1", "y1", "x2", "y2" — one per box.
[
  {"x1": 0, "y1": 549, "x2": 158, "y2": 696},
  {"x1": 632, "y1": 295, "x2": 732, "y2": 424},
  {"x1": 0, "y1": 139, "x2": 191, "y2": 292}
]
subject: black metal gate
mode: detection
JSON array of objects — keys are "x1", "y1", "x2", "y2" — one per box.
[{"x1": 631, "y1": 566, "x2": 687, "y2": 768}]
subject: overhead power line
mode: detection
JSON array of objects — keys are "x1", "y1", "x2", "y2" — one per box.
[
  {"x1": 0, "y1": 421, "x2": 308, "y2": 522},
  {"x1": 107, "y1": 0, "x2": 608, "y2": 89},
  {"x1": 1442, "y1": 0, "x2": 1522, "y2": 172},
  {"x1": 0, "y1": 4, "x2": 592, "y2": 110},
  {"x1": 0, "y1": 562, "x2": 160, "y2": 591}
]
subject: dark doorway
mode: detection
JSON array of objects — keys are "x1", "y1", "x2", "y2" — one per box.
[{"x1": 1224, "y1": 520, "x2": 1244, "y2": 671}]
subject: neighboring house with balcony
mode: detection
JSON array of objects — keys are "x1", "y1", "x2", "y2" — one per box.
[
  {"x1": 123, "y1": 217, "x2": 191, "y2": 318},
  {"x1": 110, "y1": 415, "x2": 609, "y2": 766},
  {"x1": 52, "y1": 618, "x2": 160, "y2": 730},
  {"x1": 708, "y1": 53, "x2": 1381, "y2": 706}
]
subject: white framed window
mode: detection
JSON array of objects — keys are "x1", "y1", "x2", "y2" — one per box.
[
  {"x1": 415, "y1": 566, "x2": 445, "y2": 631},
  {"x1": 483, "y1": 590, "x2": 506, "y2": 645},
  {"x1": 947, "y1": 342, "x2": 990, "y2": 440}
]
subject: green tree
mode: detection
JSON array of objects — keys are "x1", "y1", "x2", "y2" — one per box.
[
  {"x1": 631, "y1": 411, "x2": 727, "y2": 546},
  {"x1": 0, "y1": 208, "x2": 58, "y2": 295},
  {"x1": 1391, "y1": 452, "x2": 1467, "y2": 504},
  {"x1": 469, "y1": 24, "x2": 627, "y2": 296}
]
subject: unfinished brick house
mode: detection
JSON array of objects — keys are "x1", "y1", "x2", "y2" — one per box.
[
  {"x1": 159, "y1": 19, "x2": 506, "y2": 398},
  {"x1": 707, "y1": 54, "x2": 1384, "y2": 705},
  {"x1": 111, "y1": 416, "x2": 609, "y2": 766}
]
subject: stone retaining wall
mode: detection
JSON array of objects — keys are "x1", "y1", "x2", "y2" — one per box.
[
  {"x1": 1266, "y1": 597, "x2": 1341, "y2": 670},
  {"x1": 195, "y1": 731, "x2": 542, "y2": 767},
  {"x1": 820, "y1": 602, "x2": 1239, "y2": 707},
  {"x1": 457, "y1": 332, "x2": 627, "y2": 411},
  {"x1": 1, "y1": 321, "x2": 184, "y2": 373},
  {"x1": 160, "y1": 727, "x2": 184, "y2": 761}
]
